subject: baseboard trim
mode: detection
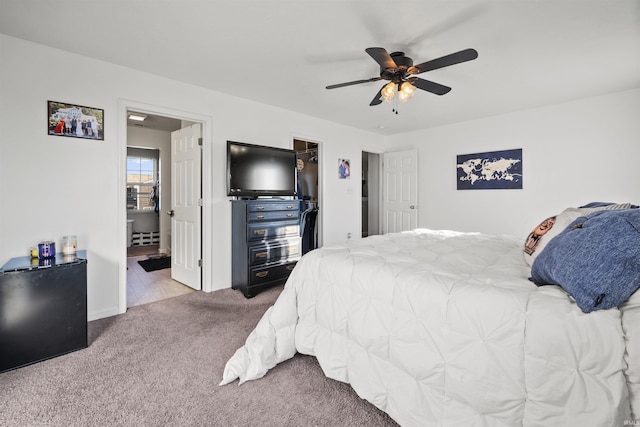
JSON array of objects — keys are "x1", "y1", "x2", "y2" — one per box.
[{"x1": 88, "y1": 307, "x2": 120, "y2": 321}]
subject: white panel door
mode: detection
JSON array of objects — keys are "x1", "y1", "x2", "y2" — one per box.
[
  {"x1": 170, "y1": 123, "x2": 202, "y2": 290},
  {"x1": 382, "y1": 149, "x2": 418, "y2": 234}
]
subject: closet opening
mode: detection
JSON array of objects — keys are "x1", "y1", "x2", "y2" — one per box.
[{"x1": 293, "y1": 139, "x2": 320, "y2": 254}]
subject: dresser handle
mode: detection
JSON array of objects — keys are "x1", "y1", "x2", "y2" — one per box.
[
  {"x1": 286, "y1": 205, "x2": 294, "y2": 209},
  {"x1": 256, "y1": 252, "x2": 268, "y2": 258},
  {"x1": 254, "y1": 229, "x2": 267, "y2": 235},
  {"x1": 287, "y1": 246, "x2": 297, "y2": 253},
  {"x1": 286, "y1": 213, "x2": 293, "y2": 217},
  {"x1": 256, "y1": 215, "x2": 265, "y2": 219},
  {"x1": 256, "y1": 206, "x2": 265, "y2": 210},
  {"x1": 256, "y1": 271, "x2": 269, "y2": 278}
]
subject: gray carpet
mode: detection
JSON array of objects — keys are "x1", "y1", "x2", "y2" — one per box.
[{"x1": 0, "y1": 286, "x2": 397, "y2": 427}]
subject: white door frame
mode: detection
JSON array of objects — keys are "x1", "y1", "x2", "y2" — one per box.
[{"x1": 117, "y1": 99, "x2": 214, "y2": 314}]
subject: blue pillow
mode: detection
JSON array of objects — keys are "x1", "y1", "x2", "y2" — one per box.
[{"x1": 530, "y1": 209, "x2": 640, "y2": 312}]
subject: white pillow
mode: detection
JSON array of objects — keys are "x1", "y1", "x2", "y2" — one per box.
[{"x1": 523, "y1": 203, "x2": 633, "y2": 267}]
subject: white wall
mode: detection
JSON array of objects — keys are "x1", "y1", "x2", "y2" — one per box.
[
  {"x1": 0, "y1": 35, "x2": 385, "y2": 320},
  {"x1": 388, "y1": 88, "x2": 640, "y2": 238},
  {"x1": 3, "y1": 34, "x2": 636, "y2": 321}
]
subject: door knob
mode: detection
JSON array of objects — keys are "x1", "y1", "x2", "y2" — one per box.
[
  {"x1": 167, "y1": 210, "x2": 175, "y2": 217},
  {"x1": 410, "y1": 205, "x2": 416, "y2": 209}
]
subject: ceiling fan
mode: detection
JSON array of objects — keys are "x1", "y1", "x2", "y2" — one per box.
[{"x1": 326, "y1": 47, "x2": 478, "y2": 109}]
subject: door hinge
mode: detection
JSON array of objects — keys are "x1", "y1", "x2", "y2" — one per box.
[
  {"x1": 198, "y1": 198, "x2": 203, "y2": 206},
  {"x1": 198, "y1": 259, "x2": 203, "y2": 268},
  {"x1": 198, "y1": 137, "x2": 203, "y2": 146}
]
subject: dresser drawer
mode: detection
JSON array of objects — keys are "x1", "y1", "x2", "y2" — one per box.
[
  {"x1": 249, "y1": 238, "x2": 300, "y2": 265},
  {"x1": 247, "y1": 221, "x2": 299, "y2": 241},
  {"x1": 249, "y1": 262, "x2": 297, "y2": 286},
  {"x1": 248, "y1": 210, "x2": 298, "y2": 222},
  {"x1": 232, "y1": 199, "x2": 302, "y2": 299},
  {"x1": 248, "y1": 202, "x2": 297, "y2": 213}
]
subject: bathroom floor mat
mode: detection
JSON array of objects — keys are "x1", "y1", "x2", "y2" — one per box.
[{"x1": 138, "y1": 256, "x2": 171, "y2": 272}]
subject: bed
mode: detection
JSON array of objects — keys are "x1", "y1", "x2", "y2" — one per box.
[{"x1": 220, "y1": 205, "x2": 640, "y2": 426}]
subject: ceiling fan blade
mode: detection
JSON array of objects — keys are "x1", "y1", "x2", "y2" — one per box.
[
  {"x1": 369, "y1": 86, "x2": 384, "y2": 106},
  {"x1": 326, "y1": 77, "x2": 382, "y2": 89},
  {"x1": 408, "y1": 77, "x2": 452, "y2": 95},
  {"x1": 408, "y1": 48, "x2": 478, "y2": 75},
  {"x1": 365, "y1": 47, "x2": 397, "y2": 70}
]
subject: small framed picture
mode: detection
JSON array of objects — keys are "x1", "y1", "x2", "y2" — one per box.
[
  {"x1": 338, "y1": 158, "x2": 351, "y2": 179},
  {"x1": 48, "y1": 101, "x2": 104, "y2": 140}
]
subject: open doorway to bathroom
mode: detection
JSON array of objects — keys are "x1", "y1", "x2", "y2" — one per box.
[{"x1": 126, "y1": 112, "x2": 194, "y2": 307}]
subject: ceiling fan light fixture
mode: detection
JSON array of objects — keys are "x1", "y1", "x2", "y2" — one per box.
[
  {"x1": 327, "y1": 47, "x2": 478, "y2": 109},
  {"x1": 381, "y1": 82, "x2": 396, "y2": 102},
  {"x1": 398, "y1": 82, "x2": 417, "y2": 103},
  {"x1": 401, "y1": 81, "x2": 416, "y2": 95}
]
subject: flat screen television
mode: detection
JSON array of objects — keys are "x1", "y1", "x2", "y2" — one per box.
[{"x1": 227, "y1": 141, "x2": 297, "y2": 198}]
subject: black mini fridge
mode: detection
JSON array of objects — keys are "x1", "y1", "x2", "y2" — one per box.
[{"x1": 0, "y1": 251, "x2": 87, "y2": 373}]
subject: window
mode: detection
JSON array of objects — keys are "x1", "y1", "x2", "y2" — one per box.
[{"x1": 127, "y1": 151, "x2": 158, "y2": 210}]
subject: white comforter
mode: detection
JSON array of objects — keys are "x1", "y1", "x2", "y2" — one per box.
[{"x1": 220, "y1": 229, "x2": 640, "y2": 426}]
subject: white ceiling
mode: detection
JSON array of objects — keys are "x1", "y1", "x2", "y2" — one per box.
[{"x1": 1, "y1": 1, "x2": 639, "y2": 135}]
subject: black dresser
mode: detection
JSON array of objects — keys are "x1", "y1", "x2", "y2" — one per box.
[
  {"x1": 231, "y1": 199, "x2": 300, "y2": 298},
  {"x1": 0, "y1": 251, "x2": 88, "y2": 373}
]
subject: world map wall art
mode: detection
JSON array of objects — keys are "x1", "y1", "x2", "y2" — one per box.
[{"x1": 456, "y1": 149, "x2": 523, "y2": 190}]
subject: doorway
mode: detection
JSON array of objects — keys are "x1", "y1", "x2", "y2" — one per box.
[
  {"x1": 126, "y1": 114, "x2": 192, "y2": 307},
  {"x1": 118, "y1": 101, "x2": 213, "y2": 314},
  {"x1": 362, "y1": 151, "x2": 381, "y2": 238},
  {"x1": 293, "y1": 138, "x2": 321, "y2": 253}
]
